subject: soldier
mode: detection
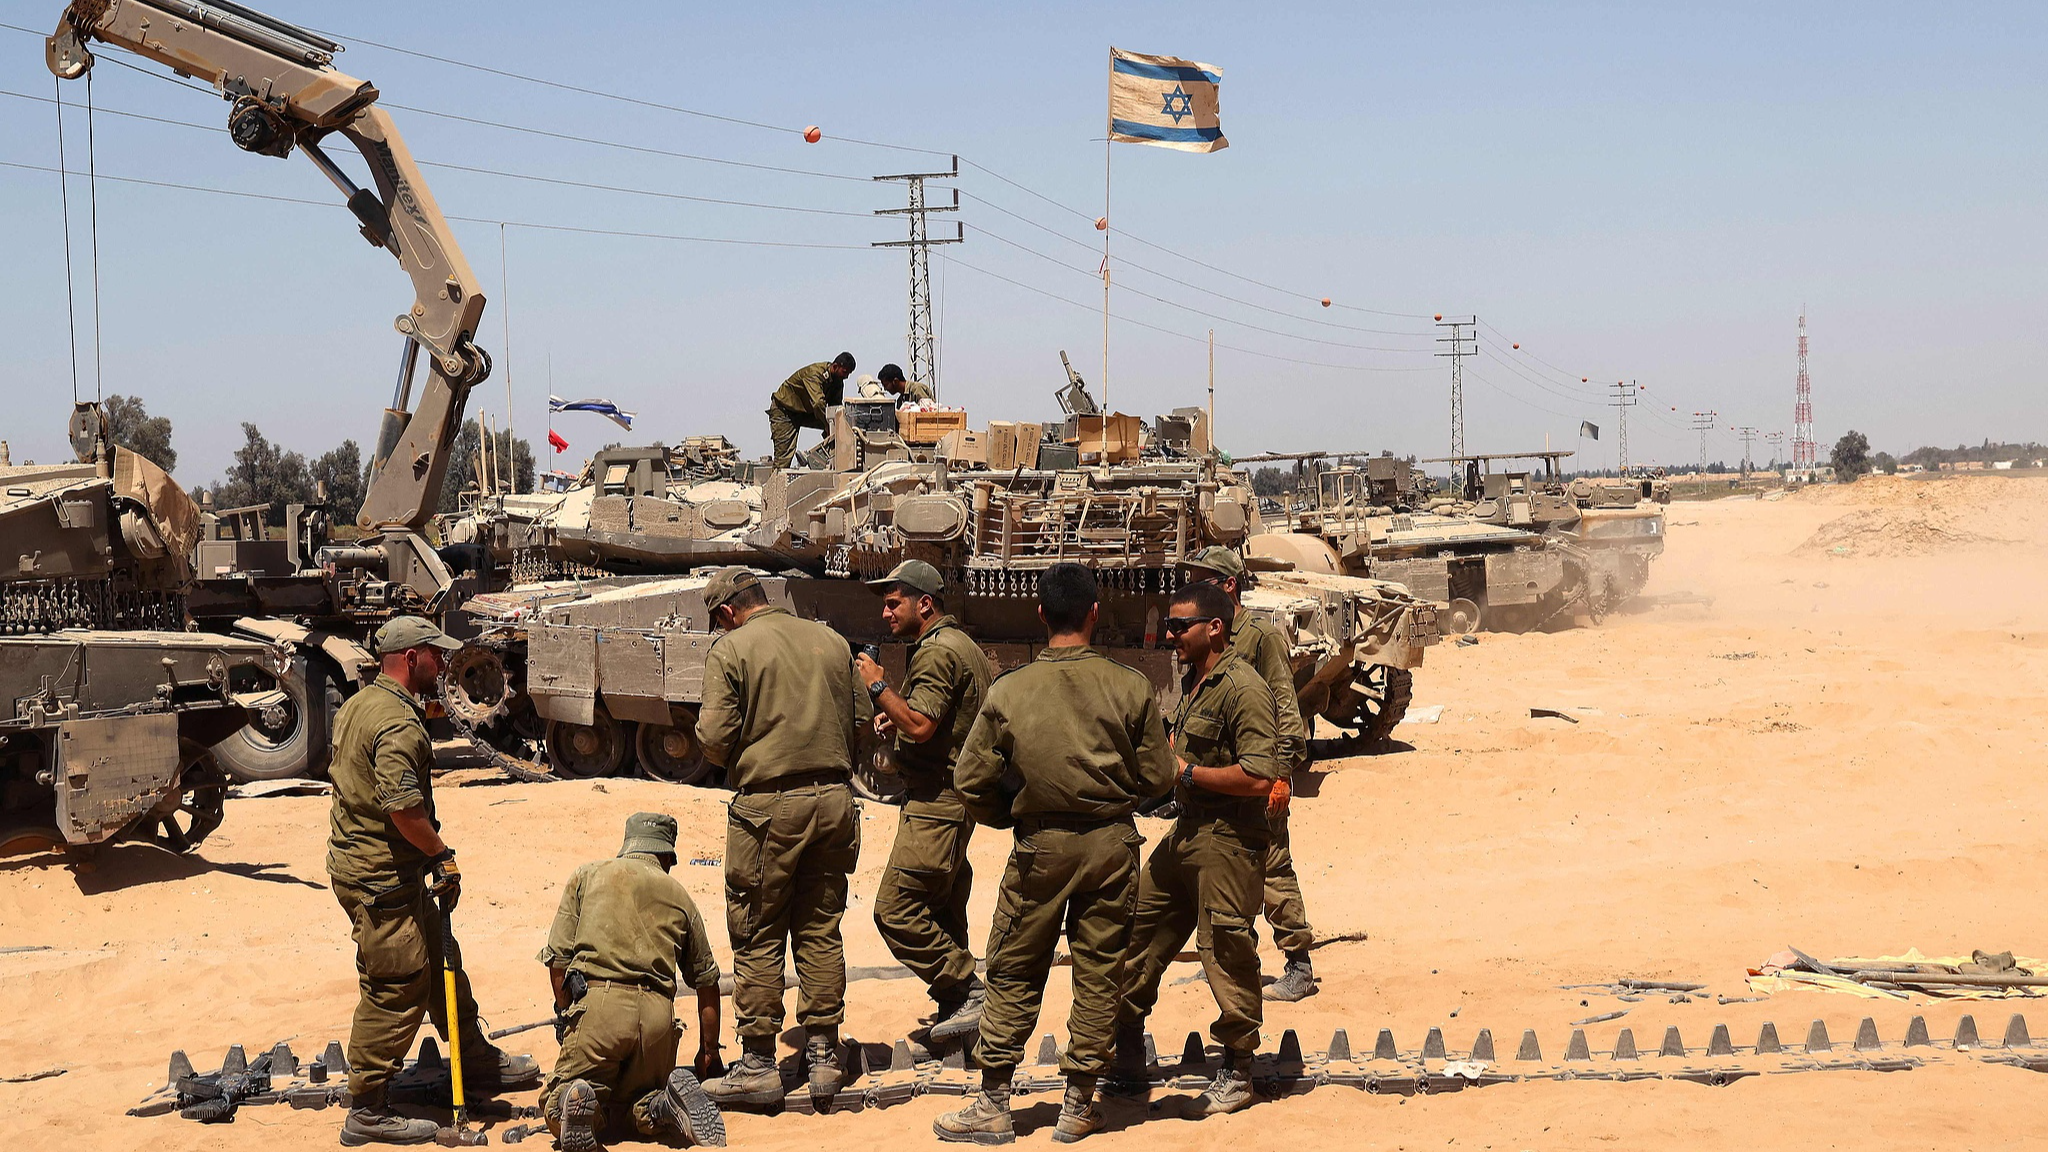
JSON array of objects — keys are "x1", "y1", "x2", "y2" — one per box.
[
  {"x1": 694, "y1": 567, "x2": 862, "y2": 1110},
  {"x1": 1115, "y1": 580, "x2": 1285, "y2": 1117},
  {"x1": 766, "y1": 352, "x2": 856, "y2": 467},
  {"x1": 1180, "y1": 546, "x2": 1318, "y2": 1002},
  {"x1": 326, "y1": 616, "x2": 538, "y2": 1147},
  {"x1": 541, "y1": 812, "x2": 726, "y2": 1151},
  {"x1": 876, "y1": 362, "x2": 935, "y2": 405},
  {"x1": 934, "y1": 563, "x2": 1175, "y2": 1145},
  {"x1": 851, "y1": 560, "x2": 993, "y2": 1042}
]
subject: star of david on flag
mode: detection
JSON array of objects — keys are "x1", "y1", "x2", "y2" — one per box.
[
  {"x1": 1109, "y1": 47, "x2": 1227, "y2": 154},
  {"x1": 548, "y1": 394, "x2": 636, "y2": 431}
]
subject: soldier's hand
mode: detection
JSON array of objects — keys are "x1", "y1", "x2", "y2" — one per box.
[
  {"x1": 873, "y1": 713, "x2": 896, "y2": 738},
  {"x1": 853, "y1": 652, "x2": 885, "y2": 690},
  {"x1": 695, "y1": 1044, "x2": 723, "y2": 1080},
  {"x1": 1267, "y1": 777, "x2": 1292, "y2": 818},
  {"x1": 428, "y1": 849, "x2": 462, "y2": 910},
  {"x1": 554, "y1": 1015, "x2": 570, "y2": 1045}
]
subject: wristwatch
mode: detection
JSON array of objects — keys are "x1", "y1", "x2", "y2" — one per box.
[
  {"x1": 1179, "y1": 763, "x2": 1197, "y2": 790},
  {"x1": 867, "y1": 679, "x2": 889, "y2": 702}
]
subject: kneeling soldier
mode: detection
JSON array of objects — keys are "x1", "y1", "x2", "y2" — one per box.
[
  {"x1": 1116, "y1": 580, "x2": 1285, "y2": 1116},
  {"x1": 853, "y1": 560, "x2": 994, "y2": 1042},
  {"x1": 541, "y1": 812, "x2": 726, "y2": 1150}
]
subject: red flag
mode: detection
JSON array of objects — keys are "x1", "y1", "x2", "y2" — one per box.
[{"x1": 548, "y1": 429, "x2": 569, "y2": 453}]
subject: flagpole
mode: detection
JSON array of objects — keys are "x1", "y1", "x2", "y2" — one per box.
[
  {"x1": 1207, "y1": 327, "x2": 1215, "y2": 452},
  {"x1": 1103, "y1": 47, "x2": 1112, "y2": 412},
  {"x1": 501, "y1": 223, "x2": 514, "y2": 494}
]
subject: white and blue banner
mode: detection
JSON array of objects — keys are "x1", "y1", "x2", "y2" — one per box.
[
  {"x1": 548, "y1": 394, "x2": 636, "y2": 431},
  {"x1": 1108, "y1": 47, "x2": 1228, "y2": 154}
]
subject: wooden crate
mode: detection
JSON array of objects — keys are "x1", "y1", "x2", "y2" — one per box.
[{"x1": 899, "y1": 409, "x2": 968, "y2": 444}]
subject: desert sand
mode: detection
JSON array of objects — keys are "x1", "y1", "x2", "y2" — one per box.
[{"x1": 5, "y1": 473, "x2": 2047, "y2": 1151}]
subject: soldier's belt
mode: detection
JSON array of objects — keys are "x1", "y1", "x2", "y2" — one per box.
[
  {"x1": 735, "y1": 769, "x2": 850, "y2": 795},
  {"x1": 1013, "y1": 813, "x2": 1133, "y2": 835}
]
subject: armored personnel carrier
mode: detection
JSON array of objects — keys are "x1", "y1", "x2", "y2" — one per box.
[
  {"x1": 444, "y1": 414, "x2": 1442, "y2": 795},
  {"x1": 1, "y1": 405, "x2": 280, "y2": 857}
]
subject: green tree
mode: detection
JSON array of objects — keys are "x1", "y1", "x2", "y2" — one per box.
[
  {"x1": 439, "y1": 419, "x2": 537, "y2": 513},
  {"x1": 1249, "y1": 466, "x2": 1291, "y2": 497},
  {"x1": 101, "y1": 394, "x2": 176, "y2": 473},
  {"x1": 310, "y1": 439, "x2": 366, "y2": 524},
  {"x1": 1871, "y1": 450, "x2": 1898, "y2": 475},
  {"x1": 209, "y1": 423, "x2": 310, "y2": 525},
  {"x1": 1831, "y1": 430, "x2": 1872, "y2": 481}
]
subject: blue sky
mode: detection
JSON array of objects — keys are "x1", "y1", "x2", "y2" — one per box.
[{"x1": 1, "y1": 1, "x2": 2041, "y2": 481}]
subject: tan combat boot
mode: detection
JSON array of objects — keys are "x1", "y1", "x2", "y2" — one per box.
[
  {"x1": 704, "y1": 1037, "x2": 783, "y2": 1108},
  {"x1": 555, "y1": 1078, "x2": 601, "y2": 1152},
  {"x1": 933, "y1": 1073, "x2": 1015, "y2": 1145},
  {"x1": 1050, "y1": 1073, "x2": 1105, "y2": 1143}
]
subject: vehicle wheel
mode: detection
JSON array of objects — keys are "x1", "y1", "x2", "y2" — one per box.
[
  {"x1": 546, "y1": 706, "x2": 633, "y2": 778},
  {"x1": 638, "y1": 711, "x2": 713, "y2": 786},
  {"x1": 1443, "y1": 598, "x2": 1481, "y2": 635},
  {"x1": 849, "y1": 728, "x2": 904, "y2": 805},
  {"x1": 129, "y1": 740, "x2": 229, "y2": 854},
  {"x1": 0, "y1": 823, "x2": 65, "y2": 858},
  {"x1": 1318, "y1": 665, "x2": 1414, "y2": 750},
  {"x1": 213, "y1": 655, "x2": 337, "y2": 782}
]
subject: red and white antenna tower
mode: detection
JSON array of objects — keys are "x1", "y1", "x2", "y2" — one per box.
[{"x1": 1792, "y1": 307, "x2": 1815, "y2": 467}]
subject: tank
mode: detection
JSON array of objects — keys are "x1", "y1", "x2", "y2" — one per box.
[
  {"x1": 443, "y1": 416, "x2": 1442, "y2": 798},
  {"x1": 0, "y1": 405, "x2": 281, "y2": 858}
]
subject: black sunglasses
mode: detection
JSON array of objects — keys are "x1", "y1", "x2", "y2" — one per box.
[{"x1": 1162, "y1": 616, "x2": 1217, "y2": 634}]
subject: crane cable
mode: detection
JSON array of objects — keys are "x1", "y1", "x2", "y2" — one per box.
[
  {"x1": 52, "y1": 75, "x2": 80, "y2": 404},
  {"x1": 86, "y1": 69, "x2": 104, "y2": 402}
]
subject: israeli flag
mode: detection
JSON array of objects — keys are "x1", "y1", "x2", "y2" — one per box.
[
  {"x1": 548, "y1": 394, "x2": 636, "y2": 431},
  {"x1": 1109, "y1": 47, "x2": 1228, "y2": 154}
]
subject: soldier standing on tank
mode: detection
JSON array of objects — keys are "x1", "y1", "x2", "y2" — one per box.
[
  {"x1": 1180, "y1": 546, "x2": 1318, "y2": 1001},
  {"x1": 694, "y1": 568, "x2": 862, "y2": 1111},
  {"x1": 326, "y1": 616, "x2": 538, "y2": 1147},
  {"x1": 851, "y1": 560, "x2": 994, "y2": 1043},
  {"x1": 541, "y1": 812, "x2": 727, "y2": 1151},
  {"x1": 1115, "y1": 580, "x2": 1284, "y2": 1117},
  {"x1": 766, "y1": 352, "x2": 855, "y2": 468},
  {"x1": 933, "y1": 563, "x2": 1176, "y2": 1145}
]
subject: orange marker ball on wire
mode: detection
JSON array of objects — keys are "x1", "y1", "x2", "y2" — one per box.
[
  {"x1": 1321, "y1": 297, "x2": 1332, "y2": 308},
  {"x1": 803, "y1": 126, "x2": 822, "y2": 143},
  {"x1": 1434, "y1": 313, "x2": 1443, "y2": 321},
  {"x1": 1094, "y1": 217, "x2": 1108, "y2": 231},
  {"x1": 1512, "y1": 343, "x2": 1520, "y2": 349}
]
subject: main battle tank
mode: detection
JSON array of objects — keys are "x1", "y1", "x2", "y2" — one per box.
[
  {"x1": 443, "y1": 412, "x2": 1441, "y2": 797},
  {"x1": 0, "y1": 405, "x2": 280, "y2": 857}
]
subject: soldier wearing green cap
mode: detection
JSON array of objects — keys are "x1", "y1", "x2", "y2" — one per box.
[
  {"x1": 326, "y1": 616, "x2": 538, "y2": 1147},
  {"x1": 694, "y1": 568, "x2": 863, "y2": 1110},
  {"x1": 852, "y1": 559, "x2": 994, "y2": 1043},
  {"x1": 541, "y1": 812, "x2": 727, "y2": 1151},
  {"x1": 1180, "y1": 546, "x2": 1319, "y2": 1002}
]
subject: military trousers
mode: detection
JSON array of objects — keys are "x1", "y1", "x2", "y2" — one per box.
[
  {"x1": 766, "y1": 404, "x2": 824, "y2": 469},
  {"x1": 541, "y1": 981, "x2": 680, "y2": 1138},
  {"x1": 1118, "y1": 816, "x2": 1270, "y2": 1054},
  {"x1": 1262, "y1": 809, "x2": 1316, "y2": 954},
  {"x1": 873, "y1": 797, "x2": 977, "y2": 999},
  {"x1": 331, "y1": 876, "x2": 489, "y2": 1101},
  {"x1": 724, "y1": 781, "x2": 860, "y2": 1039},
  {"x1": 972, "y1": 820, "x2": 1145, "y2": 1075}
]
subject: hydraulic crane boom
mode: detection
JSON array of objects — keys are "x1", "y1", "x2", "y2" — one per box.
[{"x1": 47, "y1": 0, "x2": 488, "y2": 558}]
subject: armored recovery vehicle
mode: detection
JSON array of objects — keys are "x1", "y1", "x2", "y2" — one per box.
[{"x1": 1, "y1": 406, "x2": 281, "y2": 857}]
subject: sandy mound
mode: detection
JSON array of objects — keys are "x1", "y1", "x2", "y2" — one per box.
[
  {"x1": 1789, "y1": 473, "x2": 2041, "y2": 510},
  {"x1": 1794, "y1": 508, "x2": 2003, "y2": 558}
]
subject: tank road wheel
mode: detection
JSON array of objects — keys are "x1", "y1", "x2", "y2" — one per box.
[
  {"x1": 546, "y1": 706, "x2": 633, "y2": 778},
  {"x1": 849, "y1": 726, "x2": 905, "y2": 806},
  {"x1": 441, "y1": 645, "x2": 513, "y2": 729},
  {"x1": 131, "y1": 740, "x2": 229, "y2": 854},
  {"x1": 0, "y1": 823, "x2": 65, "y2": 858},
  {"x1": 1442, "y1": 598, "x2": 1481, "y2": 636},
  {"x1": 637, "y1": 713, "x2": 713, "y2": 787},
  {"x1": 1317, "y1": 665, "x2": 1415, "y2": 752},
  {"x1": 213, "y1": 655, "x2": 339, "y2": 783}
]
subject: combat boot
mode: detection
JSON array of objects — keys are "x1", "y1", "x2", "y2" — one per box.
[
  {"x1": 555, "y1": 1078, "x2": 601, "y2": 1152},
  {"x1": 704, "y1": 1037, "x2": 783, "y2": 1108},
  {"x1": 338, "y1": 1093, "x2": 440, "y2": 1147},
  {"x1": 644, "y1": 1068, "x2": 726, "y2": 1147},
  {"x1": 1262, "y1": 950, "x2": 1316, "y2": 1002},
  {"x1": 1192, "y1": 1053, "x2": 1254, "y2": 1116},
  {"x1": 804, "y1": 1028, "x2": 842, "y2": 1107},
  {"x1": 1105, "y1": 1020, "x2": 1148, "y2": 1096},
  {"x1": 1049, "y1": 1073, "x2": 1104, "y2": 1144},
  {"x1": 458, "y1": 1043, "x2": 542, "y2": 1091},
  {"x1": 933, "y1": 1073, "x2": 1015, "y2": 1145},
  {"x1": 928, "y1": 975, "x2": 987, "y2": 1043}
]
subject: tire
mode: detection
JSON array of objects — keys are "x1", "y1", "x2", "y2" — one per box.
[
  {"x1": 849, "y1": 727, "x2": 904, "y2": 805},
  {"x1": 1317, "y1": 665, "x2": 1414, "y2": 752},
  {"x1": 637, "y1": 711, "x2": 714, "y2": 787},
  {"x1": 0, "y1": 823, "x2": 65, "y2": 859},
  {"x1": 212, "y1": 654, "x2": 340, "y2": 783},
  {"x1": 546, "y1": 705, "x2": 634, "y2": 778}
]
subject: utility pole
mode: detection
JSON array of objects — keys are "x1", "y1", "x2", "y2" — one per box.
[
  {"x1": 1734, "y1": 425, "x2": 1759, "y2": 477},
  {"x1": 874, "y1": 157, "x2": 962, "y2": 398},
  {"x1": 1435, "y1": 316, "x2": 1476, "y2": 457},
  {"x1": 1690, "y1": 410, "x2": 1719, "y2": 476},
  {"x1": 1765, "y1": 430, "x2": 1786, "y2": 469},
  {"x1": 1608, "y1": 380, "x2": 1638, "y2": 474}
]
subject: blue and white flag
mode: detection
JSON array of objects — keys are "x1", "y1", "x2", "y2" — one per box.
[
  {"x1": 1109, "y1": 47, "x2": 1227, "y2": 154},
  {"x1": 548, "y1": 394, "x2": 636, "y2": 431}
]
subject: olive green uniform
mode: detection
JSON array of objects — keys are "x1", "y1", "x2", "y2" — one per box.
[
  {"x1": 1233, "y1": 614, "x2": 1316, "y2": 955},
  {"x1": 767, "y1": 361, "x2": 844, "y2": 467},
  {"x1": 325, "y1": 674, "x2": 488, "y2": 1104},
  {"x1": 1118, "y1": 650, "x2": 1284, "y2": 1055},
  {"x1": 695, "y1": 607, "x2": 862, "y2": 1040},
  {"x1": 872, "y1": 616, "x2": 993, "y2": 999},
  {"x1": 896, "y1": 379, "x2": 935, "y2": 404},
  {"x1": 539, "y1": 854, "x2": 722, "y2": 1137},
  {"x1": 954, "y1": 646, "x2": 1176, "y2": 1074}
]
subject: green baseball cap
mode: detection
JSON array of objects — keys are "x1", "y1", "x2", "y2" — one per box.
[
  {"x1": 372, "y1": 616, "x2": 462, "y2": 656},
  {"x1": 866, "y1": 559, "x2": 944, "y2": 598},
  {"x1": 618, "y1": 812, "x2": 678, "y2": 857},
  {"x1": 702, "y1": 566, "x2": 764, "y2": 613},
  {"x1": 1179, "y1": 546, "x2": 1245, "y2": 582}
]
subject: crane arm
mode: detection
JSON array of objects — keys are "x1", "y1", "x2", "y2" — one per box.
[{"x1": 48, "y1": 0, "x2": 488, "y2": 536}]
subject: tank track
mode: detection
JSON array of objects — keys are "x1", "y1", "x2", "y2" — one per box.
[{"x1": 0, "y1": 576, "x2": 183, "y2": 634}]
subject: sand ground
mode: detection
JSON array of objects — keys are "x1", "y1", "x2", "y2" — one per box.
[{"x1": 5, "y1": 474, "x2": 2046, "y2": 1151}]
